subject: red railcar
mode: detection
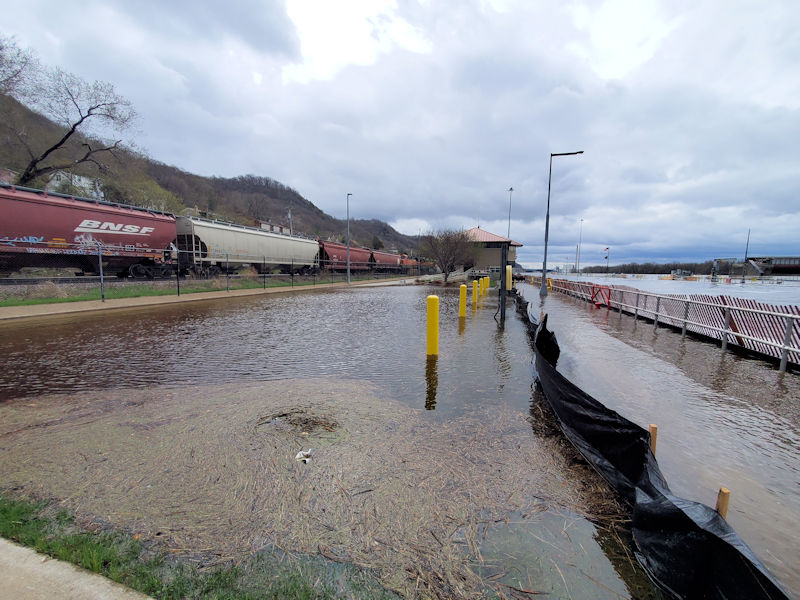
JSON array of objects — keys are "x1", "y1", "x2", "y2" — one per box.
[
  {"x1": 370, "y1": 250, "x2": 402, "y2": 271},
  {"x1": 0, "y1": 184, "x2": 176, "y2": 276},
  {"x1": 318, "y1": 240, "x2": 371, "y2": 271}
]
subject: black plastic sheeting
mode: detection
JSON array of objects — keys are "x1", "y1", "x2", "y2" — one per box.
[{"x1": 521, "y1": 302, "x2": 790, "y2": 599}]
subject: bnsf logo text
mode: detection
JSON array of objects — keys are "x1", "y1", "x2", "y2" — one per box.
[{"x1": 74, "y1": 220, "x2": 156, "y2": 236}]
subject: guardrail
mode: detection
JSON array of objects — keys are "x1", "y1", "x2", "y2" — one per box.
[{"x1": 531, "y1": 276, "x2": 800, "y2": 372}]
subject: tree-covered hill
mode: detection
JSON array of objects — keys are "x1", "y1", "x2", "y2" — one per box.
[{"x1": 0, "y1": 36, "x2": 416, "y2": 254}]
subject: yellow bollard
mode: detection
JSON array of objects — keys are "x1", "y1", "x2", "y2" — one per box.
[
  {"x1": 459, "y1": 284, "x2": 467, "y2": 317},
  {"x1": 472, "y1": 279, "x2": 478, "y2": 307},
  {"x1": 426, "y1": 295, "x2": 439, "y2": 356},
  {"x1": 506, "y1": 265, "x2": 512, "y2": 291}
]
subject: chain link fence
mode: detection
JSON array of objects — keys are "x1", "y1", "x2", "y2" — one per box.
[{"x1": 0, "y1": 242, "x2": 422, "y2": 305}]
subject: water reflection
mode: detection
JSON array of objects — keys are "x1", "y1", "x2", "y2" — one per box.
[
  {"x1": 0, "y1": 286, "x2": 537, "y2": 422},
  {"x1": 425, "y1": 355, "x2": 438, "y2": 410}
]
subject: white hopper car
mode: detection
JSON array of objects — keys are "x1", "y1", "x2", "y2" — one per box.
[{"x1": 175, "y1": 215, "x2": 319, "y2": 275}]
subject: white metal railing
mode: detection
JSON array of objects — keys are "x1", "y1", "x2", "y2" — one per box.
[{"x1": 530, "y1": 276, "x2": 800, "y2": 372}]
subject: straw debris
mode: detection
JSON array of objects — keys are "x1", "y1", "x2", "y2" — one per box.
[{"x1": 0, "y1": 378, "x2": 630, "y2": 598}]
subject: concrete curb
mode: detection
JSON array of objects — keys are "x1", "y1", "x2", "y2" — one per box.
[{"x1": 0, "y1": 538, "x2": 152, "y2": 600}]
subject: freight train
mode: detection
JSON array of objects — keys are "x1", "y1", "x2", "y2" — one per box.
[{"x1": 0, "y1": 183, "x2": 424, "y2": 278}]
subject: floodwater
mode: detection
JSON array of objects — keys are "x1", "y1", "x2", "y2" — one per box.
[
  {"x1": 0, "y1": 286, "x2": 531, "y2": 417},
  {"x1": 1, "y1": 282, "x2": 796, "y2": 597},
  {"x1": 0, "y1": 285, "x2": 662, "y2": 598},
  {"x1": 521, "y1": 282, "x2": 800, "y2": 597}
]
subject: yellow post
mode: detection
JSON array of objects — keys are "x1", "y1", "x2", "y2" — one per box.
[
  {"x1": 506, "y1": 265, "x2": 512, "y2": 291},
  {"x1": 649, "y1": 424, "x2": 658, "y2": 456},
  {"x1": 472, "y1": 279, "x2": 478, "y2": 306},
  {"x1": 716, "y1": 487, "x2": 731, "y2": 519},
  {"x1": 459, "y1": 284, "x2": 467, "y2": 317},
  {"x1": 426, "y1": 295, "x2": 439, "y2": 356}
]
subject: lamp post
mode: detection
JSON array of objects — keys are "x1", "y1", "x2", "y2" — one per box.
[
  {"x1": 575, "y1": 217, "x2": 583, "y2": 275},
  {"x1": 507, "y1": 187, "x2": 514, "y2": 239},
  {"x1": 741, "y1": 228, "x2": 750, "y2": 284},
  {"x1": 346, "y1": 193, "x2": 352, "y2": 284},
  {"x1": 541, "y1": 151, "x2": 583, "y2": 297}
]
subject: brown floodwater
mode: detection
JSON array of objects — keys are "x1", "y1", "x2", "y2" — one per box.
[
  {"x1": 0, "y1": 285, "x2": 668, "y2": 598},
  {"x1": 522, "y1": 282, "x2": 800, "y2": 597}
]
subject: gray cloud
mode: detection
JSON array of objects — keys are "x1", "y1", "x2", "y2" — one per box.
[{"x1": 3, "y1": 0, "x2": 798, "y2": 267}]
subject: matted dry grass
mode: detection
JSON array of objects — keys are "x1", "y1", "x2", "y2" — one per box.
[{"x1": 0, "y1": 378, "x2": 625, "y2": 598}]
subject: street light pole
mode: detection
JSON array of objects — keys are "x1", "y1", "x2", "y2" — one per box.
[
  {"x1": 541, "y1": 151, "x2": 583, "y2": 297},
  {"x1": 507, "y1": 187, "x2": 514, "y2": 239},
  {"x1": 346, "y1": 193, "x2": 352, "y2": 284},
  {"x1": 741, "y1": 228, "x2": 750, "y2": 284},
  {"x1": 575, "y1": 217, "x2": 583, "y2": 274}
]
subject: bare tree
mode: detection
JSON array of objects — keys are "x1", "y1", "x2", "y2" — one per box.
[
  {"x1": 0, "y1": 37, "x2": 136, "y2": 186},
  {"x1": 419, "y1": 229, "x2": 476, "y2": 283},
  {"x1": 15, "y1": 68, "x2": 135, "y2": 185},
  {"x1": 0, "y1": 35, "x2": 37, "y2": 95}
]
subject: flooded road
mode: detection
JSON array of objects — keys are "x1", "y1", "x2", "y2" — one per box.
[
  {"x1": 521, "y1": 282, "x2": 800, "y2": 596},
  {"x1": 0, "y1": 286, "x2": 533, "y2": 419}
]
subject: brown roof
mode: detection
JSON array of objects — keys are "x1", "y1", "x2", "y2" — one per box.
[{"x1": 465, "y1": 227, "x2": 522, "y2": 246}]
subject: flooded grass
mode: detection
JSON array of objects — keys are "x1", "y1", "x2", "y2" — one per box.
[
  {"x1": 0, "y1": 494, "x2": 396, "y2": 599},
  {"x1": 0, "y1": 273, "x2": 411, "y2": 307},
  {"x1": 0, "y1": 278, "x2": 310, "y2": 307},
  {"x1": 0, "y1": 377, "x2": 642, "y2": 598}
]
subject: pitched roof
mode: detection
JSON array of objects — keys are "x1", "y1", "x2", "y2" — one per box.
[{"x1": 464, "y1": 227, "x2": 522, "y2": 246}]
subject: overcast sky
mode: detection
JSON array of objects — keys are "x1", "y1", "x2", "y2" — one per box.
[{"x1": 4, "y1": 0, "x2": 799, "y2": 267}]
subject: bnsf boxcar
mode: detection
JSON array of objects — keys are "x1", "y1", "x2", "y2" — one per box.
[
  {"x1": 0, "y1": 183, "x2": 176, "y2": 277},
  {"x1": 175, "y1": 215, "x2": 319, "y2": 275},
  {"x1": 318, "y1": 240, "x2": 371, "y2": 271}
]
